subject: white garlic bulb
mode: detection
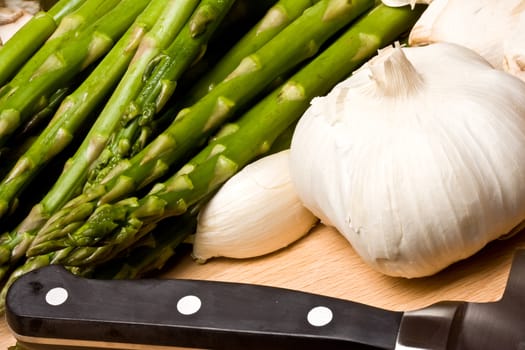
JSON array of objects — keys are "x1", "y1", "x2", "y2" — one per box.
[
  {"x1": 289, "y1": 42, "x2": 525, "y2": 278},
  {"x1": 192, "y1": 149, "x2": 318, "y2": 263},
  {"x1": 406, "y1": 0, "x2": 525, "y2": 81}
]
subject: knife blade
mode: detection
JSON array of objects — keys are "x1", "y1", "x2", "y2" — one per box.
[{"x1": 6, "y1": 249, "x2": 525, "y2": 350}]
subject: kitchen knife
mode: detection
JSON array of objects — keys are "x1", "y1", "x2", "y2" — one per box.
[{"x1": 6, "y1": 249, "x2": 525, "y2": 350}]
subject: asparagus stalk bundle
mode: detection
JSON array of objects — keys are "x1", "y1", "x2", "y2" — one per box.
[
  {"x1": 0, "y1": 0, "x2": 200, "y2": 277},
  {"x1": 85, "y1": 0, "x2": 313, "y2": 179},
  {"x1": 0, "y1": 0, "x2": 281, "y2": 280},
  {"x1": 0, "y1": 0, "x2": 234, "y2": 272},
  {"x1": 27, "y1": 0, "x2": 375, "y2": 258},
  {"x1": 0, "y1": 0, "x2": 279, "y2": 278},
  {"x1": 0, "y1": 0, "x2": 170, "y2": 219},
  {"x1": 0, "y1": 0, "x2": 124, "y2": 212}
]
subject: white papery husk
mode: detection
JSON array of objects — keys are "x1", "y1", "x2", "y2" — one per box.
[
  {"x1": 289, "y1": 42, "x2": 525, "y2": 278},
  {"x1": 192, "y1": 150, "x2": 318, "y2": 263},
  {"x1": 407, "y1": 0, "x2": 525, "y2": 81}
]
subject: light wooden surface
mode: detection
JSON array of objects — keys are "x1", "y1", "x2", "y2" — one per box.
[{"x1": 1, "y1": 223, "x2": 525, "y2": 348}]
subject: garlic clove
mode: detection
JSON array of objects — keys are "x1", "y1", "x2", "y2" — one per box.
[{"x1": 192, "y1": 149, "x2": 319, "y2": 263}]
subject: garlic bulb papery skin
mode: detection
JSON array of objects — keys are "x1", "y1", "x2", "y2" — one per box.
[
  {"x1": 407, "y1": 0, "x2": 525, "y2": 80},
  {"x1": 289, "y1": 42, "x2": 525, "y2": 278},
  {"x1": 192, "y1": 150, "x2": 318, "y2": 263}
]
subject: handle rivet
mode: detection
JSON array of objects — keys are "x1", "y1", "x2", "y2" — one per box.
[
  {"x1": 307, "y1": 306, "x2": 333, "y2": 327},
  {"x1": 45, "y1": 287, "x2": 69, "y2": 306},
  {"x1": 177, "y1": 295, "x2": 202, "y2": 315}
]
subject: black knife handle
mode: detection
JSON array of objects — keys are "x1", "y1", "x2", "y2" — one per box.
[{"x1": 6, "y1": 265, "x2": 402, "y2": 350}]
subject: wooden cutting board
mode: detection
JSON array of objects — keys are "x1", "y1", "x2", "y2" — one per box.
[{"x1": 1, "y1": 223, "x2": 524, "y2": 348}]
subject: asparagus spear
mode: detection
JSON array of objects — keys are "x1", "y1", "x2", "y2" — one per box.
[
  {"x1": 0, "y1": 0, "x2": 195, "y2": 279},
  {"x1": 0, "y1": 0, "x2": 86, "y2": 85},
  {"x1": 0, "y1": 0, "x2": 148, "y2": 148},
  {"x1": 124, "y1": 0, "x2": 238, "y2": 120},
  {"x1": 28, "y1": 0, "x2": 375, "y2": 256},
  {"x1": 86, "y1": 0, "x2": 236, "y2": 188},
  {"x1": 26, "y1": 3, "x2": 425, "y2": 267}
]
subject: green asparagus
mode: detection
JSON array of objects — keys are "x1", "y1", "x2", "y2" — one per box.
[
  {"x1": 0, "y1": 0, "x2": 148, "y2": 147},
  {"x1": 27, "y1": 0, "x2": 375, "y2": 256},
  {"x1": 26, "y1": 3, "x2": 425, "y2": 268},
  {"x1": 0, "y1": 0, "x2": 198, "y2": 217}
]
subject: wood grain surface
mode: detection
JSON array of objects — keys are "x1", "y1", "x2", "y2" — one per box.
[{"x1": 1, "y1": 223, "x2": 524, "y2": 348}]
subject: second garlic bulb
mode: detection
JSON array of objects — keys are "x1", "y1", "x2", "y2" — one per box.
[{"x1": 405, "y1": 0, "x2": 525, "y2": 81}]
